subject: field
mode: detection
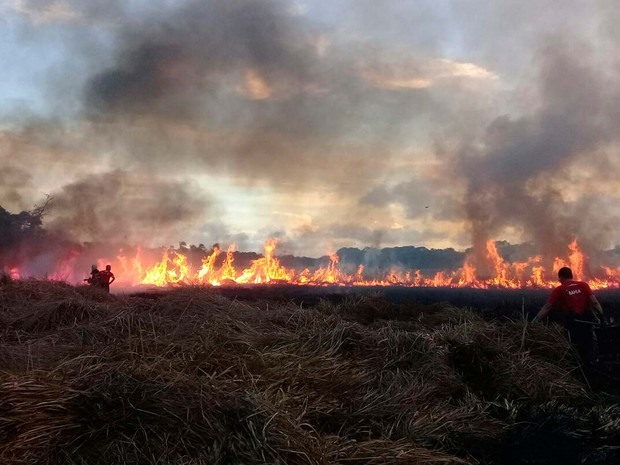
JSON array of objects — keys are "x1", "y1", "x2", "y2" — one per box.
[{"x1": 1, "y1": 281, "x2": 619, "y2": 465}]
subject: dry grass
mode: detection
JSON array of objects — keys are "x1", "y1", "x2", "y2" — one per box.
[{"x1": 0, "y1": 280, "x2": 619, "y2": 465}]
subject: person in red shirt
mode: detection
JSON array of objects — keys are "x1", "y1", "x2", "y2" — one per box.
[
  {"x1": 98, "y1": 265, "x2": 116, "y2": 293},
  {"x1": 533, "y1": 267, "x2": 606, "y2": 360},
  {"x1": 533, "y1": 267, "x2": 605, "y2": 322}
]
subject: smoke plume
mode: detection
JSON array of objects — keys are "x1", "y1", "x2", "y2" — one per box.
[
  {"x1": 3, "y1": 0, "x2": 620, "y2": 263},
  {"x1": 449, "y1": 39, "x2": 620, "y2": 271},
  {"x1": 45, "y1": 170, "x2": 211, "y2": 245}
]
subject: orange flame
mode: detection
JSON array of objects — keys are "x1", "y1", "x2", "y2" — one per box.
[
  {"x1": 12, "y1": 237, "x2": 620, "y2": 290},
  {"x1": 117, "y1": 238, "x2": 618, "y2": 289},
  {"x1": 141, "y1": 249, "x2": 191, "y2": 286}
]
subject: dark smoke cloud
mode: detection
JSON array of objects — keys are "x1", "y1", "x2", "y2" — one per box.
[
  {"x1": 85, "y1": 0, "x2": 316, "y2": 117},
  {"x1": 74, "y1": 0, "x2": 446, "y2": 193},
  {"x1": 7, "y1": 0, "x2": 444, "y2": 252},
  {"x1": 6, "y1": 0, "x2": 620, "y2": 260},
  {"x1": 448, "y1": 38, "x2": 620, "y2": 269},
  {"x1": 45, "y1": 170, "x2": 211, "y2": 245}
]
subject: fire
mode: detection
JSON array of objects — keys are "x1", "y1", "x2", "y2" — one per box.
[
  {"x1": 122, "y1": 238, "x2": 608, "y2": 289},
  {"x1": 549, "y1": 240, "x2": 588, "y2": 284},
  {"x1": 141, "y1": 249, "x2": 191, "y2": 286},
  {"x1": 236, "y1": 239, "x2": 292, "y2": 284},
  {"x1": 7, "y1": 237, "x2": 620, "y2": 290},
  {"x1": 196, "y1": 245, "x2": 238, "y2": 285},
  {"x1": 459, "y1": 262, "x2": 477, "y2": 286},
  {"x1": 7, "y1": 268, "x2": 20, "y2": 280}
]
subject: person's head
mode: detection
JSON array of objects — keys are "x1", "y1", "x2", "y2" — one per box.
[
  {"x1": 558, "y1": 267, "x2": 573, "y2": 282},
  {"x1": 91, "y1": 264, "x2": 98, "y2": 271},
  {"x1": 106, "y1": 265, "x2": 111, "y2": 271}
]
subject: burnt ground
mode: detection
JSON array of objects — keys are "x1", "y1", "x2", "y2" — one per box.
[{"x1": 208, "y1": 285, "x2": 620, "y2": 322}]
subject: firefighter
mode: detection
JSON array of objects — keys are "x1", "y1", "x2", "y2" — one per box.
[
  {"x1": 98, "y1": 264, "x2": 116, "y2": 293},
  {"x1": 85, "y1": 264, "x2": 100, "y2": 287},
  {"x1": 533, "y1": 266, "x2": 606, "y2": 360}
]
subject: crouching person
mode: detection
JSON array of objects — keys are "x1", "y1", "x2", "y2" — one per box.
[{"x1": 85, "y1": 265, "x2": 100, "y2": 287}]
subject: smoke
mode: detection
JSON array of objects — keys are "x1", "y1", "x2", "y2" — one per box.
[
  {"x1": 24, "y1": 0, "x2": 450, "y2": 253},
  {"x1": 449, "y1": 38, "x2": 620, "y2": 271},
  {"x1": 5, "y1": 1, "x2": 494, "y2": 249},
  {"x1": 5, "y1": 0, "x2": 620, "y2": 262},
  {"x1": 44, "y1": 170, "x2": 211, "y2": 245},
  {"x1": 0, "y1": 165, "x2": 32, "y2": 212},
  {"x1": 4, "y1": 0, "x2": 385, "y2": 251},
  {"x1": 85, "y1": 0, "x2": 316, "y2": 117},
  {"x1": 77, "y1": 0, "x2": 386, "y2": 188}
]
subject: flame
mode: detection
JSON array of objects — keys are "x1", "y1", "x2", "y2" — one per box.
[
  {"x1": 6, "y1": 268, "x2": 20, "y2": 280},
  {"x1": 9, "y1": 237, "x2": 620, "y2": 290},
  {"x1": 568, "y1": 239, "x2": 586, "y2": 280},
  {"x1": 236, "y1": 239, "x2": 292, "y2": 284},
  {"x1": 100, "y1": 238, "x2": 620, "y2": 289},
  {"x1": 197, "y1": 245, "x2": 229, "y2": 285},
  {"x1": 141, "y1": 249, "x2": 191, "y2": 286}
]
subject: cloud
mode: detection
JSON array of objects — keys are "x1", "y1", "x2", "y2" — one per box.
[
  {"x1": 434, "y1": 59, "x2": 498, "y2": 80},
  {"x1": 10, "y1": 0, "x2": 80, "y2": 24},
  {"x1": 364, "y1": 74, "x2": 432, "y2": 90},
  {"x1": 362, "y1": 57, "x2": 498, "y2": 90},
  {"x1": 9, "y1": 0, "x2": 126, "y2": 24},
  {"x1": 238, "y1": 69, "x2": 273, "y2": 100}
]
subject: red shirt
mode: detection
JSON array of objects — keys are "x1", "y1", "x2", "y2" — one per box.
[
  {"x1": 98, "y1": 270, "x2": 115, "y2": 285},
  {"x1": 548, "y1": 280, "x2": 593, "y2": 315}
]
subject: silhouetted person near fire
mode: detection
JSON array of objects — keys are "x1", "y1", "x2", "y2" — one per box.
[
  {"x1": 533, "y1": 266, "x2": 607, "y2": 360},
  {"x1": 98, "y1": 265, "x2": 116, "y2": 293},
  {"x1": 85, "y1": 264, "x2": 100, "y2": 287}
]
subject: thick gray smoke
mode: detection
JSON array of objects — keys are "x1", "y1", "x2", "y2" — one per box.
[
  {"x1": 77, "y1": 0, "x2": 412, "y2": 189},
  {"x1": 4, "y1": 0, "x2": 620, "y2": 265},
  {"x1": 85, "y1": 0, "x2": 316, "y2": 117},
  {"x1": 45, "y1": 170, "x2": 211, "y2": 245},
  {"x1": 451, "y1": 39, "x2": 620, "y2": 272}
]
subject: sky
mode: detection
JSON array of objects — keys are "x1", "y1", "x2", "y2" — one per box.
[{"x1": 1, "y1": 0, "x2": 620, "y2": 258}]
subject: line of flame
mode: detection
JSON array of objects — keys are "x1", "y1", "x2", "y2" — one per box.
[{"x1": 102, "y1": 238, "x2": 620, "y2": 289}]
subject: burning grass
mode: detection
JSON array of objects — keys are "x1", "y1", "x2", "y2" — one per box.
[{"x1": 0, "y1": 281, "x2": 619, "y2": 464}]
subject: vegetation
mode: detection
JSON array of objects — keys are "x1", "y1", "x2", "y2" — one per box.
[{"x1": 1, "y1": 280, "x2": 619, "y2": 464}]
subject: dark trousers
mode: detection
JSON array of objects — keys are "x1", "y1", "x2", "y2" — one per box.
[
  {"x1": 567, "y1": 320, "x2": 595, "y2": 361},
  {"x1": 551, "y1": 311, "x2": 595, "y2": 361}
]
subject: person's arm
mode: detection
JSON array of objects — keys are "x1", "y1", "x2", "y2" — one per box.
[
  {"x1": 532, "y1": 302, "x2": 553, "y2": 323},
  {"x1": 110, "y1": 272, "x2": 116, "y2": 284},
  {"x1": 590, "y1": 295, "x2": 605, "y2": 322}
]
